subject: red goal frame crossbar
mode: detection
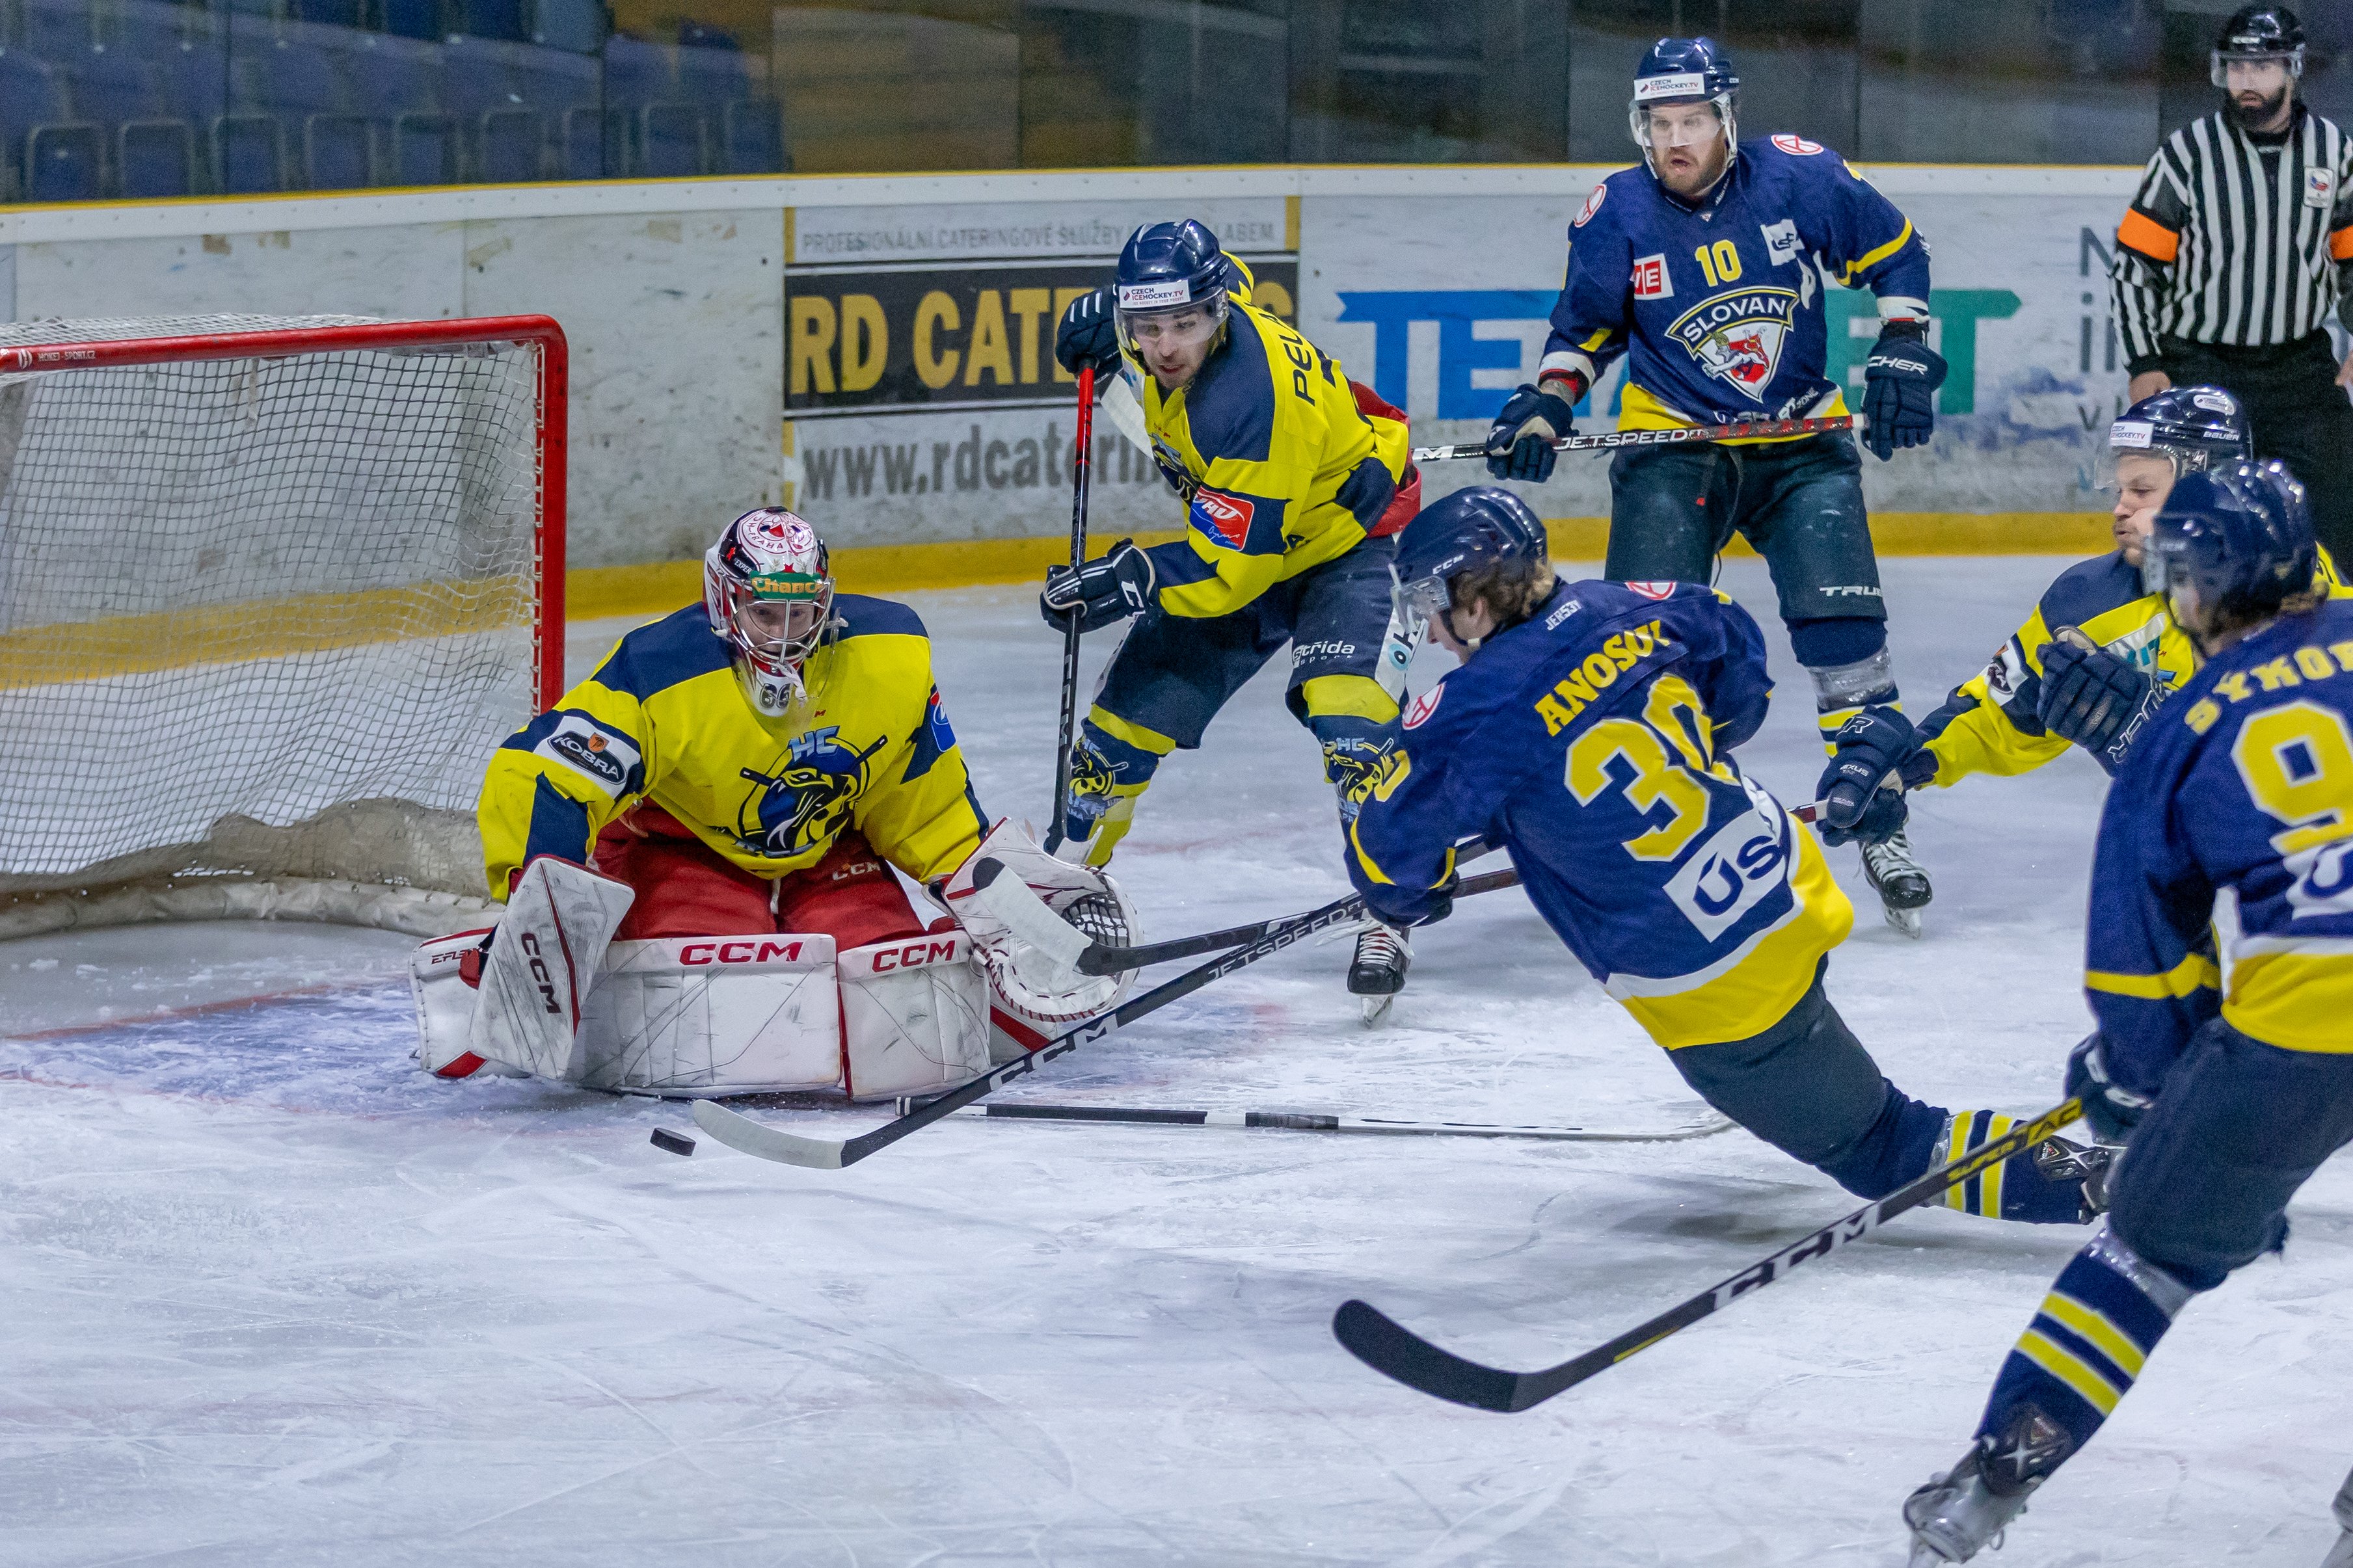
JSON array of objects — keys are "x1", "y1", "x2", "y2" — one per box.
[{"x1": 0, "y1": 314, "x2": 570, "y2": 708}]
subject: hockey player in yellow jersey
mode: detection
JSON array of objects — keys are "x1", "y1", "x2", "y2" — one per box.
[{"x1": 1047, "y1": 219, "x2": 1424, "y2": 1017}]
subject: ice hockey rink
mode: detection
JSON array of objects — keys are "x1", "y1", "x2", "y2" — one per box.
[{"x1": 6, "y1": 556, "x2": 2349, "y2": 1567}]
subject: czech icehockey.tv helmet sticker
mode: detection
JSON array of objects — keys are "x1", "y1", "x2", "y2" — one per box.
[
  {"x1": 1669, "y1": 287, "x2": 1800, "y2": 399},
  {"x1": 1403, "y1": 684, "x2": 1444, "y2": 728},
  {"x1": 2109, "y1": 419, "x2": 2155, "y2": 449}
]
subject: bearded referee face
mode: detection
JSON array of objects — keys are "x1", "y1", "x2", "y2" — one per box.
[{"x1": 2225, "y1": 58, "x2": 2294, "y2": 131}]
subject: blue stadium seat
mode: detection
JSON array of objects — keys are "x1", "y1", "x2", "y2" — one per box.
[
  {"x1": 558, "y1": 103, "x2": 604, "y2": 177},
  {"x1": 639, "y1": 100, "x2": 702, "y2": 176},
  {"x1": 0, "y1": 54, "x2": 73, "y2": 141},
  {"x1": 457, "y1": 0, "x2": 525, "y2": 43},
  {"x1": 601, "y1": 36, "x2": 670, "y2": 108},
  {"x1": 347, "y1": 36, "x2": 439, "y2": 119},
  {"x1": 476, "y1": 107, "x2": 538, "y2": 179},
  {"x1": 250, "y1": 34, "x2": 351, "y2": 118},
  {"x1": 288, "y1": 0, "x2": 365, "y2": 26},
  {"x1": 442, "y1": 40, "x2": 520, "y2": 114},
  {"x1": 22, "y1": 0, "x2": 94, "y2": 62},
  {"x1": 27, "y1": 122, "x2": 103, "y2": 200},
  {"x1": 674, "y1": 40, "x2": 749, "y2": 104},
  {"x1": 373, "y1": 0, "x2": 440, "y2": 42},
  {"x1": 118, "y1": 117, "x2": 195, "y2": 196},
  {"x1": 722, "y1": 95, "x2": 782, "y2": 174},
  {"x1": 391, "y1": 110, "x2": 455, "y2": 183},
  {"x1": 303, "y1": 112, "x2": 370, "y2": 187},
  {"x1": 150, "y1": 36, "x2": 232, "y2": 123},
  {"x1": 531, "y1": 0, "x2": 600, "y2": 54},
  {"x1": 64, "y1": 45, "x2": 162, "y2": 127},
  {"x1": 212, "y1": 112, "x2": 284, "y2": 191}
]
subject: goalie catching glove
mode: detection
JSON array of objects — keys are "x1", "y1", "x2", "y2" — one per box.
[{"x1": 939, "y1": 817, "x2": 1140, "y2": 1043}]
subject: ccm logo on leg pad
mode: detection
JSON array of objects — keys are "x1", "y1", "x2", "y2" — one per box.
[
  {"x1": 679, "y1": 938, "x2": 809, "y2": 965},
  {"x1": 839, "y1": 933, "x2": 968, "y2": 979}
]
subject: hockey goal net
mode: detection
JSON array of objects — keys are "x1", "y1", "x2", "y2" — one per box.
[{"x1": 0, "y1": 313, "x2": 565, "y2": 940}]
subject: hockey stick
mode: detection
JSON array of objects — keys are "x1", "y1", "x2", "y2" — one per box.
[
  {"x1": 1043, "y1": 363, "x2": 1097, "y2": 856},
  {"x1": 692, "y1": 865, "x2": 1524, "y2": 1171},
  {"x1": 1411, "y1": 414, "x2": 1855, "y2": 465},
  {"x1": 1331, "y1": 1095, "x2": 2084, "y2": 1413},
  {"x1": 928, "y1": 1102, "x2": 1734, "y2": 1142},
  {"x1": 971, "y1": 840, "x2": 1510, "y2": 977}
]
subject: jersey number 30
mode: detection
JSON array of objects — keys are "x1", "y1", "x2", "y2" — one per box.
[{"x1": 1565, "y1": 674, "x2": 1737, "y2": 862}]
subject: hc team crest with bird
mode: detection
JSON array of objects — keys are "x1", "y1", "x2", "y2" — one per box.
[{"x1": 733, "y1": 724, "x2": 887, "y2": 858}]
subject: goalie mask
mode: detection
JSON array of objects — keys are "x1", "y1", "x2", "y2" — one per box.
[{"x1": 705, "y1": 508, "x2": 838, "y2": 718}]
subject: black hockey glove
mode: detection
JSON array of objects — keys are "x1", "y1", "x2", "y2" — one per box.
[
  {"x1": 1485, "y1": 380, "x2": 1580, "y2": 484},
  {"x1": 1041, "y1": 539, "x2": 1155, "y2": 633},
  {"x1": 1814, "y1": 706, "x2": 1919, "y2": 846},
  {"x1": 1861, "y1": 321, "x2": 1947, "y2": 461},
  {"x1": 1055, "y1": 287, "x2": 1122, "y2": 377},
  {"x1": 2065, "y1": 1033, "x2": 2155, "y2": 1144},
  {"x1": 2036, "y1": 633, "x2": 2170, "y2": 777}
]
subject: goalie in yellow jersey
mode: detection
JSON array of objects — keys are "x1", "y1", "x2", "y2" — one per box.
[
  {"x1": 1045, "y1": 219, "x2": 1425, "y2": 1020},
  {"x1": 419, "y1": 508, "x2": 1135, "y2": 1100}
]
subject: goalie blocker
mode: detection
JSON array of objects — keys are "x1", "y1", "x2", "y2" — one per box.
[{"x1": 411, "y1": 821, "x2": 1135, "y2": 1100}]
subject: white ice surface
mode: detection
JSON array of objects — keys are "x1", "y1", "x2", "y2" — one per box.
[{"x1": 5, "y1": 559, "x2": 2349, "y2": 1567}]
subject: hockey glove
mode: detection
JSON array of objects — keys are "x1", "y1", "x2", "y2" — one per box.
[
  {"x1": 1485, "y1": 380, "x2": 1580, "y2": 484},
  {"x1": 1055, "y1": 287, "x2": 1122, "y2": 377},
  {"x1": 2065, "y1": 1033, "x2": 2155, "y2": 1144},
  {"x1": 1041, "y1": 539, "x2": 1155, "y2": 633},
  {"x1": 1861, "y1": 321, "x2": 1947, "y2": 461},
  {"x1": 2036, "y1": 633, "x2": 2170, "y2": 776},
  {"x1": 1814, "y1": 706, "x2": 1919, "y2": 846}
]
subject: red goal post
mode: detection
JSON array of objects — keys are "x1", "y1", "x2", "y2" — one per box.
[{"x1": 0, "y1": 313, "x2": 570, "y2": 938}]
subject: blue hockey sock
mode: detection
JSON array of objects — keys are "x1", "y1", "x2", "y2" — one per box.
[
  {"x1": 1937, "y1": 1108, "x2": 2094, "y2": 1225},
  {"x1": 1970, "y1": 1229, "x2": 2199, "y2": 1483}
]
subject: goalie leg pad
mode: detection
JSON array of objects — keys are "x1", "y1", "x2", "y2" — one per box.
[
  {"x1": 466, "y1": 857, "x2": 636, "y2": 1080},
  {"x1": 575, "y1": 935, "x2": 840, "y2": 1095},
  {"x1": 409, "y1": 927, "x2": 526, "y2": 1079},
  {"x1": 839, "y1": 930, "x2": 992, "y2": 1102}
]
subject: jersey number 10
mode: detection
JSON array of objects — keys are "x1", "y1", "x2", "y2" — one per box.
[{"x1": 1694, "y1": 241, "x2": 1743, "y2": 287}]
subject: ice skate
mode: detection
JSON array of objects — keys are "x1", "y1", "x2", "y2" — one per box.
[
  {"x1": 1348, "y1": 918, "x2": 1411, "y2": 1023},
  {"x1": 1862, "y1": 827, "x2": 1932, "y2": 938},
  {"x1": 1903, "y1": 1448, "x2": 2030, "y2": 1565}
]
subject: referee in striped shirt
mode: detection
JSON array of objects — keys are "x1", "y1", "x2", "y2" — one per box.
[{"x1": 2112, "y1": 4, "x2": 2353, "y2": 563}]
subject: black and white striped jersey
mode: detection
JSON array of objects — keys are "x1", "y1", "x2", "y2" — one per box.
[{"x1": 2110, "y1": 105, "x2": 2353, "y2": 373}]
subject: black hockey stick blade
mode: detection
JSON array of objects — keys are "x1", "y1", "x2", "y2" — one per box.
[{"x1": 1334, "y1": 1096, "x2": 2085, "y2": 1413}]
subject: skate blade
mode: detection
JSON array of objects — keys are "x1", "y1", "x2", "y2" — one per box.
[
  {"x1": 1361, "y1": 993, "x2": 1395, "y2": 1025},
  {"x1": 1906, "y1": 1539, "x2": 1958, "y2": 1568},
  {"x1": 1882, "y1": 901, "x2": 1924, "y2": 939}
]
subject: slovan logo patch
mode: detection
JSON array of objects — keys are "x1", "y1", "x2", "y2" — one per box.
[{"x1": 1669, "y1": 287, "x2": 1801, "y2": 401}]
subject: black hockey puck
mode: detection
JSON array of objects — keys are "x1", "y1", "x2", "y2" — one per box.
[{"x1": 650, "y1": 1127, "x2": 696, "y2": 1157}]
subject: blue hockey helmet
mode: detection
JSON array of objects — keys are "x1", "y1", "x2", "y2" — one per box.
[
  {"x1": 2109, "y1": 384, "x2": 2253, "y2": 478},
  {"x1": 1114, "y1": 219, "x2": 1231, "y2": 364},
  {"x1": 1394, "y1": 486, "x2": 1551, "y2": 641},
  {"x1": 2144, "y1": 459, "x2": 2317, "y2": 628},
  {"x1": 2213, "y1": 5, "x2": 2304, "y2": 87},
  {"x1": 1630, "y1": 36, "x2": 1739, "y2": 157}
]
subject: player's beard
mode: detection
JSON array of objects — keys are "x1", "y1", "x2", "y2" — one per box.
[{"x1": 2229, "y1": 83, "x2": 2291, "y2": 131}]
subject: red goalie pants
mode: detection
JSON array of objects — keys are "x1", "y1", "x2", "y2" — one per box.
[{"x1": 591, "y1": 804, "x2": 931, "y2": 949}]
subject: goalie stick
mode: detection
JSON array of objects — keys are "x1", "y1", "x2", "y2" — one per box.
[
  {"x1": 692, "y1": 866, "x2": 1523, "y2": 1171},
  {"x1": 1411, "y1": 414, "x2": 1856, "y2": 465},
  {"x1": 1331, "y1": 1096, "x2": 2084, "y2": 1413},
  {"x1": 924, "y1": 1101, "x2": 1734, "y2": 1142}
]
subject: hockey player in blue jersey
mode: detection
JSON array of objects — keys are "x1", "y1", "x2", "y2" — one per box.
[
  {"x1": 1487, "y1": 36, "x2": 1947, "y2": 937},
  {"x1": 1901, "y1": 460, "x2": 2353, "y2": 1565},
  {"x1": 1345, "y1": 485, "x2": 2112, "y2": 1229}
]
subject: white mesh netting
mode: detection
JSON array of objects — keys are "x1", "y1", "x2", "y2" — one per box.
[{"x1": 0, "y1": 315, "x2": 548, "y2": 938}]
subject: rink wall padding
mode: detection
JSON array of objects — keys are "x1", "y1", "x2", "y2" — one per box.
[{"x1": 2, "y1": 164, "x2": 2163, "y2": 602}]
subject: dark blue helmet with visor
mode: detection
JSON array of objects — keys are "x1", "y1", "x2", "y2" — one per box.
[
  {"x1": 1114, "y1": 219, "x2": 1231, "y2": 362},
  {"x1": 1393, "y1": 486, "x2": 1550, "y2": 644},
  {"x1": 2142, "y1": 458, "x2": 2317, "y2": 623},
  {"x1": 1630, "y1": 36, "x2": 1740, "y2": 159},
  {"x1": 2107, "y1": 384, "x2": 2253, "y2": 483}
]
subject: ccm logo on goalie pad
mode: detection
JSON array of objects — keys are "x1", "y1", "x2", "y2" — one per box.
[
  {"x1": 519, "y1": 932, "x2": 563, "y2": 1015},
  {"x1": 535, "y1": 713, "x2": 642, "y2": 797},
  {"x1": 840, "y1": 934, "x2": 966, "y2": 979},
  {"x1": 679, "y1": 938, "x2": 808, "y2": 965}
]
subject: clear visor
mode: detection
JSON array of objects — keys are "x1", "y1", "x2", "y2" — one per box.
[
  {"x1": 2140, "y1": 533, "x2": 2189, "y2": 599},
  {"x1": 1118, "y1": 295, "x2": 1226, "y2": 358},
  {"x1": 2101, "y1": 437, "x2": 2183, "y2": 499},
  {"x1": 1393, "y1": 570, "x2": 1453, "y2": 625},
  {"x1": 2212, "y1": 47, "x2": 2302, "y2": 87},
  {"x1": 1630, "y1": 97, "x2": 1728, "y2": 151}
]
